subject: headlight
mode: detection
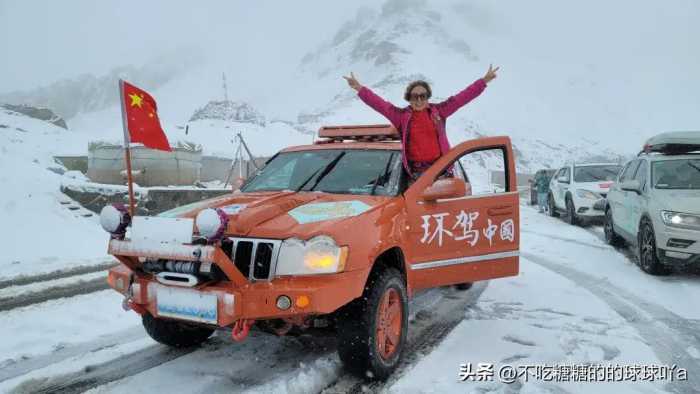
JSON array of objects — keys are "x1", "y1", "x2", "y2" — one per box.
[
  {"x1": 195, "y1": 208, "x2": 229, "y2": 241},
  {"x1": 576, "y1": 189, "x2": 601, "y2": 200},
  {"x1": 276, "y1": 236, "x2": 348, "y2": 276},
  {"x1": 661, "y1": 211, "x2": 700, "y2": 230},
  {"x1": 100, "y1": 204, "x2": 130, "y2": 239}
]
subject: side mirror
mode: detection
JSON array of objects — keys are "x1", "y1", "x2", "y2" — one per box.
[
  {"x1": 420, "y1": 178, "x2": 467, "y2": 202},
  {"x1": 620, "y1": 179, "x2": 641, "y2": 194},
  {"x1": 557, "y1": 175, "x2": 568, "y2": 183}
]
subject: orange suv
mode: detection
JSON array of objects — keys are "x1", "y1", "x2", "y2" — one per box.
[{"x1": 103, "y1": 125, "x2": 520, "y2": 379}]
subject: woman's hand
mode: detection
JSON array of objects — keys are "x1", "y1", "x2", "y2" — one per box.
[
  {"x1": 483, "y1": 64, "x2": 500, "y2": 84},
  {"x1": 343, "y1": 72, "x2": 363, "y2": 91}
]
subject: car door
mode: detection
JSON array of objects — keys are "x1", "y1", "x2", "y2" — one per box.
[
  {"x1": 555, "y1": 167, "x2": 571, "y2": 209},
  {"x1": 611, "y1": 159, "x2": 640, "y2": 235},
  {"x1": 627, "y1": 159, "x2": 648, "y2": 236},
  {"x1": 549, "y1": 168, "x2": 563, "y2": 207},
  {"x1": 606, "y1": 161, "x2": 629, "y2": 230},
  {"x1": 403, "y1": 137, "x2": 520, "y2": 291}
]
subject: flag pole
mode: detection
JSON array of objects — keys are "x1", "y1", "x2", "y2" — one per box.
[{"x1": 118, "y1": 79, "x2": 136, "y2": 217}]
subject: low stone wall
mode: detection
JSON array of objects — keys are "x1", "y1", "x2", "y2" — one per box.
[
  {"x1": 55, "y1": 153, "x2": 267, "y2": 185},
  {"x1": 54, "y1": 155, "x2": 88, "y2": 173},
  {"x1": 60, "y1": 184, "x2": 231, "y2": 216}
]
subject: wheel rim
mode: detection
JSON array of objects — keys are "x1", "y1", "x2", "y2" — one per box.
[
  {"x1": 376, "y1": 288, "x2": 402, "y2": 360},
  {"x1": 641, "y1": 225, "x2": 655, "y2": 269},
  {"x1": 604, "y1": 211, "x2": 613, "y2": 241}
]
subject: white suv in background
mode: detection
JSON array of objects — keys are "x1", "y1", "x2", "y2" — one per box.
[
  {"x1": 605, "y1": 132, "x2": 700, "y2": 275},
  {"x1": 548, "y1": 163, "x2": 622, "y2": 225}
]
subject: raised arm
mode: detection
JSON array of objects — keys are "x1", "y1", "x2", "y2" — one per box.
[
  {"x1": 435, "y1": 65, "x2": 499, "y2": 118},
  {"x1": 344, "y1": 72, "x2": 402, "y2": 127}
]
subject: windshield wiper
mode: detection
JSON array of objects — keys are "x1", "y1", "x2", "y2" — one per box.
[
  {"x1": 295, "y1": 167, "x2": 323, "y2": 192},
  {"x1": 295, "y1": 152, "x2": 346, "y2": 192},
  {"x1": 308, "y1": 152, "x2": 346, "y2": 191},
  {"x1": 371, "y1": 153, "x2": 395, "y2": 195}
]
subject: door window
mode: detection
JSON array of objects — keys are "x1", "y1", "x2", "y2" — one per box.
[
  {"x1": 446, "y1": 148, "x2": 508, "y2": 195},
  {"x1": 633, "y1": 160, "x2": 648, "y2": 191},
  {"x1": 559, "y1": 167, "x2": 571, "y2": 183},
  {"x1": 619, "y1": 160, "x2": 640, "y2": 183}
]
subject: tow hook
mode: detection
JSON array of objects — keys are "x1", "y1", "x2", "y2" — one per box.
[
  {"x1": 122, "y1": 299, "x2": 147, "y2": 315},
  {"x1": 121, "y1": 273, "x2": 146, "y2": 315},
  {"x1": 231, "y1": 319, "x2": 255, "y2": 342}
]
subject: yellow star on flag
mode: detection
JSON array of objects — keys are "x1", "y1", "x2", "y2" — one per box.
[{"x1": 129, "y1": 93, "x2": 144, "y2": 108}]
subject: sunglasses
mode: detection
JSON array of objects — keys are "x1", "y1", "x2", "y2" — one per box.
[{"x1": 410, "y1": 92, "x2": 428, "y2": 101}]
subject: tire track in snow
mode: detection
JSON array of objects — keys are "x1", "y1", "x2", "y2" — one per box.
[
  {"x1": 0, "y1": 327, "x2": 145, "y2": 383},
  {"x1": 322, "y1": 282, "x2": 489, "y2": 394},
  {"x1": 0, "y1": 262, "x2": 116, "y2": 290},
  {"x1": 7, "y1": 286, "x2": 484, "y2": 394},
  {"x1": 522, "y1": 229, "x2": 609, "y2": 251},
  {"x1": 11, "y1": 341, "x2": 201, "y2": 394},
  {"x1": 523, "y1": 252, "x2": 700, "y2": 393},
  {"x1": 0, "y1": 277, "x2": 108, "y2": 312}
]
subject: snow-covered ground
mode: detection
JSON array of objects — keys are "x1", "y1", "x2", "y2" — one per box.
[
  {"x1": 2, "y1": 203, "x2": 698, "y2": 393},
  {"x1": 0, "y1": 109, "x2": 113, "y2": 280}
]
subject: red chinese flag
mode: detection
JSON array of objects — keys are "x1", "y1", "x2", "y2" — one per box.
[{"x1": 120, "y1": 80, "x2": 171, "y2": 152}]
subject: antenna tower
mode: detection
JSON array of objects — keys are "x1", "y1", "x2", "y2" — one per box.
[{"x1": 222, "y1": 72, "x2": 229, "y2": 102}]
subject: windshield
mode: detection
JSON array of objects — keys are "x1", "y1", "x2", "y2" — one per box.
[
  {"x1": 241, "y1": 149, "x2": 402, "y2": 196},
  {"x1": 573, "y1": 165, "x2": 621, "y2": 182},
  {"x1": 652, "y1": 159, "x2": 700, "y2": 189}
]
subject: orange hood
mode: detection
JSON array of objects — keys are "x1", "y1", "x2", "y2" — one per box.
[{"x1": 162, "y1": 191, "x2": 394, "y2": 241}]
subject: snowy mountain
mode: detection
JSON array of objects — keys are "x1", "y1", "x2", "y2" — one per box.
[
  {"x1": 0, "y1": 104, "x2": 68, "y2": 129},
  {"x1": 287, "y1": 0, "x2": 636, "y2": 173},
  {"x1": 0, "y1": 49, "x2": 201, "y2": 120}
]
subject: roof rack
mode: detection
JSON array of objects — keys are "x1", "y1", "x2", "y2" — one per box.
[{"x1": 316, "y1": 124, "x2": 400, "y2": 144}]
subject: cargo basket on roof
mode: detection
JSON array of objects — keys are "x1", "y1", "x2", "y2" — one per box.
[
  {"x1": 642, "y1": 131, "x2": 700, "y2": 155},
  {"x1": 316, "y1": 124, "x2": 399, "y2": 143}
]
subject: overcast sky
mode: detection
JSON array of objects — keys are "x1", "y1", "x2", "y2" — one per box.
[
  {"x1": 0, "y1": 0, "x2": 377, "y2": 93},
  {"x1": 1, "y1": 0, "x2": 699, "y2": 95}
]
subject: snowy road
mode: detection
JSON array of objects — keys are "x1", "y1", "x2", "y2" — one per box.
[{"x1": 1, "y1": 204, "x2": 699, "y2": 393}]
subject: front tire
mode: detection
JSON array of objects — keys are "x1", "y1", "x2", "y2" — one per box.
[
  {"x1": 638, "y1": 220, "x2": 671, "y2": 276},
  {"x1": 142, "y1": 313, "x2": 215, "y2": 347},
  {"x1": 336, "y1": 267, "x2": 408, "y2": 380},
  {"x1": 604, "y1": 208, "x2": 625, "y2": 247},
  {"x1": 566, "y1": 197, "x2": 579, "y2": 226},
  {"x1": 548, "y1": 194, "x2": 559, "y2": 217}
]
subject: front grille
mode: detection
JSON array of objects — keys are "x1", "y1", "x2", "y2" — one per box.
[{"x1": 229, "y1": 237, "x2": 281, "y2": 281}]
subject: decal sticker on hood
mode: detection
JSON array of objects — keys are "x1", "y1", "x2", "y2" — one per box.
[
  {"x1": 221, "y1": 204, "x2": 247, "y2": 215},
  {"x1": 288, "y1": 201, "x2": 372, "y2": 224}
]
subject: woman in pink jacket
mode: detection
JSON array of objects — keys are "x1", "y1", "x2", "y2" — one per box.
[{"x1": 344, "y1": 66, "x2": 499, "y2": 179}]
